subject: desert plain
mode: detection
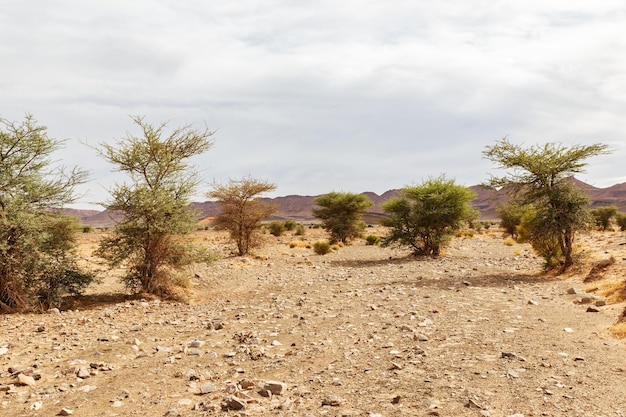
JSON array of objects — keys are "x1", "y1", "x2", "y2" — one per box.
[{"x1": 1, "y1": 226, "x2": 626, "y2": 417}]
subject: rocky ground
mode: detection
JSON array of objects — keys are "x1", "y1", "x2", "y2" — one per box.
[{"x1": 1, "y1": 227, "x2": 626, "y2": 417}]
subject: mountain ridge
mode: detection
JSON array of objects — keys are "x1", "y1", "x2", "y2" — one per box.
[{"x1": 65, "y1": 178, "x2": 626, "y2": 227}]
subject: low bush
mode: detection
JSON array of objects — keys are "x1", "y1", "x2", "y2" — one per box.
[
  {"x1": 313, "y1": 241, "x2": 332, "y2": 255},
  {"x1": 284, "y1": 220, "x2": 297, "y2": 231},
  {"x1": 365, "y1": 234, "x2": 380, "y2": 245},
  {"x1": 268, "y1": 221, "x2": 286, "y2": 237}
]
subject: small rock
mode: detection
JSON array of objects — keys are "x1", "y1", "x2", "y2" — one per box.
[
  {"x1": 30, "y1": 401, "x2": 43, "y2": 410},
  {"x1": 0, "y1": 347, "x2": 8, "y2": 355},
  {"x1": 59, "y1": 408, "x2": 74, "y2": 416},
  {"x1": 199, "y1": 383, "x2": 217, "y2": 394},
  {"x1": 566, "y1": 287, "x2": 581, "y2": 295},
  {"x1": 178, "y1": 398, "x2": 193, "y2": 407},
  {"x1": 586, "y1": 306, "x2": 600, "y2": 313},
  {"x1": 564, "y1": 328, "x2": 574, "y2": 333},
  {"x1": 222, "y1": 396, "x2": 246, "y2": 411},
  {"x1": 414, "y1": 333, "x2": 429, "y2": 342},
  {"x1": 17, "y1": 373, "x2": 36, "y2": 387},
  {"x1": 527, "y1": 300, "x2": 539, "y2": 305},
  {"x1": 322, "y1": 395, "x2": 342, "y2": 406},
  {"x1": 263, "y1": 381, "x2": 286, "y2": 395},
  {"x1": 596, "y1": 300, "x2": 607, "y2": 307}
]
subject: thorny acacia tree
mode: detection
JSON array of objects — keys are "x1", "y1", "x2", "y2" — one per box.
[
  {"x1": 382, "y1": 176, "x2": 476, "y2": 256},
  {"x1": 483, "y1": 138, "x2": 609, "y2": 269},
  {"x1": 96, "y1": 116, "x2": 215, "y2": 296},
  {"x1": 312, "y1": 192, "x2": 373, "y2": 244},
  {"x1": 208, "y1": 177, "x2": 277, "y2": 256},
  {"x1": 1, "y1": 115, "x2": 92, "y2": 311}
]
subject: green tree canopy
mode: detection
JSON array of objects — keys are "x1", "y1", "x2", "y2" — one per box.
[
  {"x1": 1, "y1": 115, "x2": 92, "y2": 311},
  {"x1": 483, "y1": 138, "x2": 609, "y2": 269},
  {"x1": 96, "y1": 116, "x2": 215, "y2": 296},
  {"x1": 382, "y1": 176, "x2": 476, "y2": 256},
  {"x1": 208, "y1": 177, "x2": 277, "y2": 256},
  {"x1": 312, "y1": 192, "x2": 373, "y2": 244}
]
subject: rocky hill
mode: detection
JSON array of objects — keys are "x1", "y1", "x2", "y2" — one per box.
[{"x1": 66, "y1": 178, "x2": 626, "y2": 227}]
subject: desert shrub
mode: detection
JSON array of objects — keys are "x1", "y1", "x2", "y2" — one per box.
[
  {"x1": 294, "y1": 224, "x2": 306, "y2": 236},
  {"x1": 284, "y1": 220, "x2": 297, "y2": 231},
  {"x1": 382, "y1": 176, "x2": 476, "y2": 256},
  {"x1": 517, "y1": 207, "x2": 562, "y2": 269},
  {"x1": 590, "y1": 205, "x2": 618, "y2": 231},
  {"x1": 497, "y1": 202, "x2": 534, "y2": 239},
  {"x1": 82, "y1": 226, "x2": 93, "y2": 233},
  {"x1": 268, "y1": 221, "x2": 286, "y2": 237},
  {"x1": 503, "y1": 236, "x2": 516, "y2": 246},
  {"x1": 313, "y1": 241, "x2": 332, "y2": 255},
  {"x1": 208, "y1": 177, "x2": 277, "y2": 256},
  {"x1": 96, "y1": 116, "x2": 215, "y2": 296},
  {"x1": 484, "y1": 139, "x2": 608, "y2": 270},
  {"x1": 365, "y1": 234, "x2": 380, "y2": 245},
  {"x1": 616, "y1": 212, "x2": 626, "y2": 231},
  {"x1": 1, "y1": 115, "x2": 93, "y2": 311},
  {"x1": 312, "y1": 192, "x2": 373, "y2": 244}
]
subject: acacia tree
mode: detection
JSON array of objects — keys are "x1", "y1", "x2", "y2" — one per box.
[
  {"x1": 312, "y1": 192, "x2": 373, "y2": 244},
  {"x1": 96, "y1": 116, "x2": 215, "y2": 296},
  {"x1": 382, "y1": 176, "x2": 476, "y2": 256},
  {"x1": 1, "y1": 115, "x2": 92, "y2": 311},
  {"x1": 208, "y1": 177, "x2": 277, "y2": 256},
  {"x1": 483, "y1": 138, "x2": 609, "y2": 269}
]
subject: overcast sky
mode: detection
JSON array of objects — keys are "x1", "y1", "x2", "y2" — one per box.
[{"x1": 1, "y1": 1, "x2": 625, "y2": 210}]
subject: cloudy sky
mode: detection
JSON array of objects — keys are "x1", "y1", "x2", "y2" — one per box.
[{"x1": 1, "y1": 1, "x2": 625, "y2": 209}]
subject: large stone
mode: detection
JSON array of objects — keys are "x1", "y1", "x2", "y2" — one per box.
[{"x1": 17, "y1": 373, "x2": 36, "y2": 387}]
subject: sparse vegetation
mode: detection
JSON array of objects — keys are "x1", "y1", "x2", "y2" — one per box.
[
  {"x1": 503, "y1": 236, "x2": 516, "y2": 246},
  {"x1": 365, "y1": 234, "x2": 380, "y2": 245},
  {"x1": 312, "y1": 192, "x2": 373, "y2": 244},
  {"x1": 208, "y1": 177, "x2": 277, "y2": 256},
  {"x1": 0, "y1": 115, "x2": 93, "y2": 311},
  {"x1": 284, "y1": 220, "x2": 297, "y2": 231},
  {"x1": 268, "y1": 220, "x2": 286, "y2": 237},
  {"x1": 497, "y1": 202, "x2": 534, "y2": 239},
  {"x1": 483, "y1": 138, "x2": 609, "y2": 270},
  {"x1": 590, "y1": 205, "x2": 618, "y2": 231},
  {"x1": 381, "y1": 176, "x2": 476, "y2": 256},
  {"x1": 313, "y1": 240, "x2": 332, "y2": 255},
  {"x1": 616, "y1": 212, "x2": 626, "y2": 231},
  {"x1": 95, "y1": 116, "x2": 215, "y2": 297}
]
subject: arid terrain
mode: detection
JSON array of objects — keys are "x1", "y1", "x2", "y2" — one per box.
[{"x1": 2, "y1": 227, "x2": 626, "y2": 417}]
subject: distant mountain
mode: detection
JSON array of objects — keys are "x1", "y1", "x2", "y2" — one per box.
[{"x1": 63, "y1": 178, "x2": 626, "y2": 227}]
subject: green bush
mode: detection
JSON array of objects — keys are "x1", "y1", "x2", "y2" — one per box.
[
  {"x1": 365, "y1": 234, "x2": 380, "y2": 245},
  {"x1": 382, "y1": 176, "x2": 476, "y2": 256},
  {"x1": 590, "y1": 205, "x2": 618, "y2": 231},
  {"x1": 313, "y1": 241, "x2": 332, "y2": 255},
  {"x1": 616, "y1": 212, "x2": 626, "y2": 231},
  {"x1": 284, "y1": 220, "x2": 297, "y2": 231},
  {"x1": 268, "y1": 220, "x2": 286, "y2": 236},
  {"x1": 294, "y1": 224, "x2": 306, "y2": 236}
]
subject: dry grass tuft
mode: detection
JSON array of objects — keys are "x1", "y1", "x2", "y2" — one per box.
[
  {"x1": 503, "y1": 237, "x2": 516, "y2": 246},
  {"x1": 585, "y1": 279, "x2": 626, "y2": 304},
  {"x1": 609, "y1": 322, "x2": 626, "y2": 339},
  {"x1": 288, "y1": 241, "x2": 309, "y2": 249}
]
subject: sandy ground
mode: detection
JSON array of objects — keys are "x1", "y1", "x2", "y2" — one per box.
[{"x1": 1, "y1": 227, "x2": 626, "y2": 417}]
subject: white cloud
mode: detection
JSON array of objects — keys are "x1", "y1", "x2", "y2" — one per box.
[{"x1": 1, "y1": 0, "x2": 625, "y2": 209}]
